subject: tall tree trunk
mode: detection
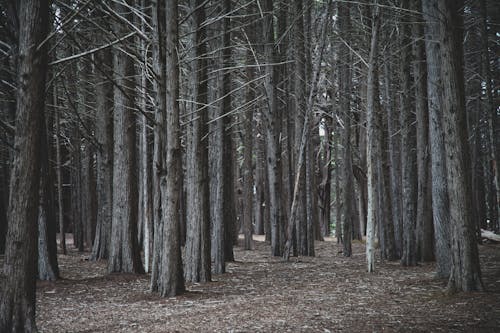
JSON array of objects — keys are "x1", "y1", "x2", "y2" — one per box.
[
  {"x1": 263, "y1": 0, "x2": 283, "y2": 257},
  {"x1": 150, "y1": 0, "x2": 166, "y2": 289},
  {"x1": 479, "y1": 0, "x2": 500, "y2": 230},
  {"x1": 338, "y1": 1, "x2": 353, "y2": 257},
  {"x1": 242, "y1": 51, "x2": 254, "y2": 251},
  {"x1": 108, "y1": 2, "x2": 143, "y2": 274},
  {"x1": 157, "y1": 0, "x2": 185, "y2": 296},
  {"x1": 91, "y1": 39, "x2": 113, "y2": 261},
  {"x1": 422, "y1": 0, "x2": 452, "y2": 278},
  {"x1": 38, "y1": 108, "x2": 59, "y2": 281},
  {"x1": 184, "y1": 0, "x2": 211, "y2": 283},
  {"x1": 400, "y1": 0, "x2": 418, "y2": 267},
  {"x1": 54, "y1": 85, "x2": 67, "y2": 255},
  {"x1": 436, "y1": 0, "x2": 483, "y2": 292},
  {"x1": 412, "y1": 0, "x2": 434, "y2": 262},
  {"x1": 366, "y1": 6, "x2": 380, "y2": 273},
  {"x1": 0, "y1": 0, "x2": 49, "y2": 330}
]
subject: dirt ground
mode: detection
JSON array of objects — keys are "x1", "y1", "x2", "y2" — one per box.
[{"x1": 35, "y1": 236, "x2": 500, "y2": 332}]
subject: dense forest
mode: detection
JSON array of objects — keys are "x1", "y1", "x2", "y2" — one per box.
[{"x1": 0, "y1": 0, "x2": 499, "y2": 331}]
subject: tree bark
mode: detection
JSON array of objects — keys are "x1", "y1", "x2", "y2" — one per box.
[
  {"x1": 38, "y1": 107, "x2": 59, "y2": 281},
  {"x1": 400, "y1": 0, "x2": 418, "y2": 267},
  {"x1": 422, "y1": 0, "x2": 452, "y2": 278},
  {"x1": 366, "y1": 6, "x2": 380, "y2": 273},
  {"x1": 90, "y1": 35, "x2": 113, "y2": 261},
  {"x1": 338, "y1": 1, "x2": 353, "y2": 257},
  {"x1": 436, "y1": 0, "x2": 483, "y2": 292},
  {"x1": 157, "y1": 0, "x2": 185, "y2": 296},
  {"x1": 108, "y1": 1, "x2": 143, "y2": 274},
  {"x1": 412, "y1": 0, "x2": 434, "y2": 262},
  {"x1": 184, "y1": 0, "x2": 211, "y2": 283},
  {"x1": 0, "y1": 0, "x2": 49, "y2": 330}
]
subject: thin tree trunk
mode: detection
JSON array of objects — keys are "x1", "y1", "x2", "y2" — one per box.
[
  {"x1": 54, "y1": 87, "x2": 67, "y2": 255},
  {"x1": 366, "y1": 6, "x2": 381, "y2": 273},
  {"x1": 38, "y1": 106, "x2": 60, "y2": 281}
]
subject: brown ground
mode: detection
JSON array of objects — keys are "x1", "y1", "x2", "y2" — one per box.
[{"x1": 36, "y1": 236, "x2": 500, "y2": 333}]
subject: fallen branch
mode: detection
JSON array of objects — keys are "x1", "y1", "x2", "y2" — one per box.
[{"x1": 481, "y1": 229, "x2": 500, "y2": 242}]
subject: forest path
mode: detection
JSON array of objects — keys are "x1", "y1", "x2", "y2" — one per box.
[{"x1": 36, "y1": 237, "x2": 500, "y2": 332}]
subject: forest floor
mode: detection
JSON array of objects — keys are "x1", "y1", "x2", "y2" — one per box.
[{"x1": 35, "y1": 236, "x2": 500, "y2": 332}]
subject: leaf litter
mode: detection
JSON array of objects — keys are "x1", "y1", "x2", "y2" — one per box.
[{"x1": 35, "y1": 237, "x2": 500, "y2": 332}]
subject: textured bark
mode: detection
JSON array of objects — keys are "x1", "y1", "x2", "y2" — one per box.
[
  {"x1": 338, "y1": 2, "x2": 353, "y2": 257},
  {"x1": 479, "y1": 0, "x2": 500, "y2": 230},
  {"x1": 254, "y1": 133, "x2": 266, "y2": 236},
  {"x1": 0, "y1": 0, "x2": 49, "y2": 330},
  {"x1": 293, "y1": 0, "x2": 308, "y2": 257},
  {"x1": 317, "y1": 119, "x2": 331, "y2": 238},
  {"x1": 242, "y1": 49, "x2": 254, "y2": 251},
  {"x1": 150, "y1": 0, "x2": 166, "y2": 289},
  {"x1": 184, "y1": 0, "x2": 211, "y2": 283},
  {"x1": 108, "y1": 2, "x2": 143, "y2": 274},
  {"x1": 412, "y1": 0, "x2": 434, "y2": 262},
  {"x1": 136, "y1": 0, "x2": 152, "y2": 273},
  {"x1": 366, "y1": 7, "x2": 380, "y2": 273},
  {"x1": 263, "y1": 0, "x2": 283, "y2": 257},
  {"x1": 381, "y1": 60, "x2": 397, "y2": 261},
  {"x1": 54, "y1": 86, "x2": 66, "y2": 256},
  {"x1": 70, "y1": 123, "x2": 84, "y2": 252},
  {"x1": 91, "y1": 36, "x2": 113, "y2": 261},
  {"x1": 156, "y1": 0, "x2": 185, "y2": 297},
  {"x1": 385, "y1": 61, "x2": 403, "y2": 257},
  {"x1": 400, "y1": 0, "x2": 418, "y2": 267},
  {"x1": 38, "y1": 110, "x2": 59, "y2": 281},
  {"x1": 422, "y1": 0, "x2": 452, "y2": 278},
  {"x1": 437, "y1": 0, "x2": 483, "y2": 292}
]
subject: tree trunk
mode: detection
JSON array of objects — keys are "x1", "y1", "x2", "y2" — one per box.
[
  {"x1": 156, "y1": 0, "x2": 185, "y2": 296},
  {"x1": 184, "y1": 0, "x2": 211, "y2": 283},
  {"x1": 400, "y1": 0, "x2": 418, "y2": 267},
  {"x1": 0, "y1": 0, "x2": 49, "y2": 330},
  {"x1": 366, "y1": 6, "x2": 381, "y2": 273},
  {"x1": 90, "y1": 36, "x2": 113, "y2": 261},
  {"x1": 412, "y1": 0, "x2": 434, "y2": 262},
  {"x1": 38, "y1": 107, "x2": 59, "y2": 281},
  {"x1": 54, "y1": 84, "x2": 66, "y2": 255},
  {"x1": 338, "y1": 1, "x2": 353, "y2": 257},
  {"x1": 242, "y1": 53, "x2": 254, "y2": 251},
  {"x1": 436, "y1": 0, "x2": 483, "y2": 292},
  {"x1": 422, "y1": 0, "x2": 452, "y2": 278},
  {"x1": 108, "y1": 1, "x2": 143, "y2": 274},
  {"x1": 150, "y1": 0, "x2": 166, "y2": 289},
  {"x1": 263, "y1": 0, "x2": 283, "y2": 257}
]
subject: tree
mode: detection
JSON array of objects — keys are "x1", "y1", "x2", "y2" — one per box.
[
  {"x1": 0, "y1": 0, "x2": 49, "y2": 330},
  {"x1": 412, "y1": 0, "x2": 434, "y2": 262},
  {"x1": 108, "y1": 1, "x2": 144, "y2": 274},
  {"x1": 435, "y1": 0, "x2": 483, "y2": 292},
  {"x1": 37, "y1": 108, "x2": 59, "y2": 281},
  {"x1": 338, "y1": 1, "x2": 354, "y2": 258},
  {"x1": 421, "y1": 0, "x2": 452, "y2": 279},
  {"x1": 91, "y1": 26, "x2": 114, "y2": 261},
  {"x1": 211, "y1": 0, "x2": 235, "y2": 274},
  {"x1": 365, "y1": 5, "x2": 381, "y2": 273},
  {"x1": 400, "y1": 0, "x2": 418, "y2": 267},
  {"x1": 155, "y1": 0, "x2": 185, "y2": 296},
  {"x1": 184, "y1": 0, "x2": 211, "y2": 283}
]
